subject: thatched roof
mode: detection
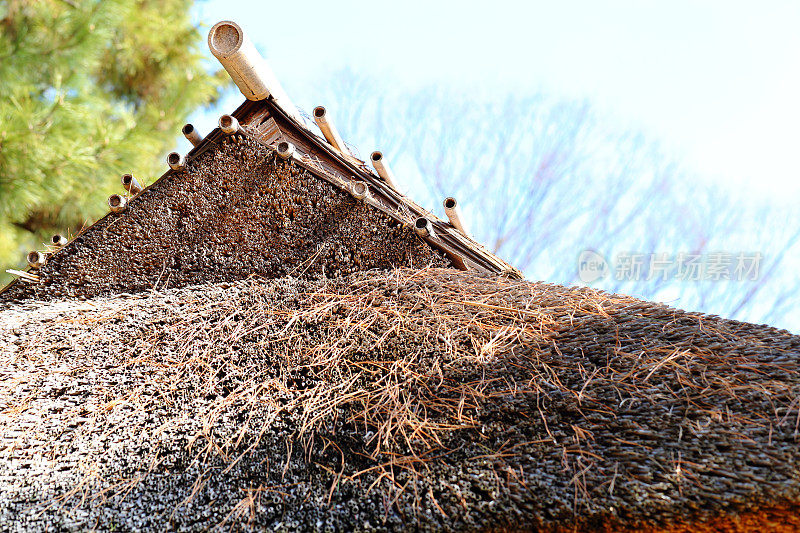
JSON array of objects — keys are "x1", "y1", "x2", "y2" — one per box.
[
  {"x1": 2, "y1": 96, "x2": 519, "y2": 303},
  {"x1": 2, "y1": 268, "x2": 799, "y2": 531},
  {"x1": 0, "y1": 129, "x2": 449, "y2": 304}
]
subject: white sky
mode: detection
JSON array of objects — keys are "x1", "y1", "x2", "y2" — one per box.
[{"x1": 194, "y1": 0, "x2": 800, "y2": 201}]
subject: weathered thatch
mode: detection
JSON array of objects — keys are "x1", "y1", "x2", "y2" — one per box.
[
  {"x1": 1, "y1": 268, "x2": 799, "y2": 531},
  {"x1": 0, "y1": 132, "x2": 449, "y2": 304}
]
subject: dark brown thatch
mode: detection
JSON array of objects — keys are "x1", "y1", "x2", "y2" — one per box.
[
  {"x1": 0, "y1": 132, "x2": 447, "y2": 304},
  {"x1": 1, "y1": 98, "x2": 518, "y2": 304},
  {"x1": 1, "y1": 268, "x2": 799, "y2": 531}
]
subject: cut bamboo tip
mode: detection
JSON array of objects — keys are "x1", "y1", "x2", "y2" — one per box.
[
  {"x1": 207, "y1": 20, "x2": 302, "y2": 122},
  {"x1": 370, "y1": 151, "x2": 398, "y2": 189},
  {"x1": 27, "y1": 251, "x2": 46, "y2": 269},
  {"x1": 167, "y1": 152, "x2": 186, "y2": 171},
  {"x1": 414, "y1": 217, "x2": 435, "y2": 238},
  {"x1": 108, "y1": 194, "x2": 127, "y2": 213},
  {"x1": 313, "y1": 106, "x2": 350, "y2": 155},
  {"x1": 277, "y1": 141, "x2": 295, "y2": 160},
  {"x1": 121, "y1": 174, "x2": 143, "y2": 195},
  {"x1": 182, "y1": 123, "x2": 203, "y2": 146},
  {"x1": 350, "y1": 181, "x2": 369, "y2": 200},
  {"x1": 443, "y1": 197, "x2": 467, "y2": 235},
  {"x1": 219, "y1": 114, "x2": 240, "y2": 135},
  {"x1": 51, "y1": 234, "x2": 68, "y2": 247}
]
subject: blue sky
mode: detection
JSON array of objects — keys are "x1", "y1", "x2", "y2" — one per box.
[
  {"x1": 184, "y1": 0, "x2": 800, "y2": 331},
  {"x1": 193, "y1": 0, "x2": 800, "y2": 202}
]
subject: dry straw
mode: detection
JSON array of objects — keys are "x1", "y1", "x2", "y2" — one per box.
[{"x1": 1, "y1": 268, "x2": 799, "y2": 531}]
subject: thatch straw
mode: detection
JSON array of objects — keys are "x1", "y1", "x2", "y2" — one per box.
[{"x1": 1, "y1": 268, "x2": 799, "y2": 531}]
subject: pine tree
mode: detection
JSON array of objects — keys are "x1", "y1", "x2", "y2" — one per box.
[{"x1": 0, "y1": 0, "x2": 227, "y2": 283}]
